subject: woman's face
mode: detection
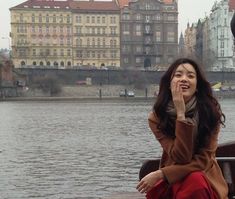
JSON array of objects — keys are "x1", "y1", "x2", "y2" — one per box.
[{"x1": 170, "y1": 63, "x2": 197, "y2": 102}]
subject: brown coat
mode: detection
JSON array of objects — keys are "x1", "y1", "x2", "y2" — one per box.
[{"x1": 148, "y1": 112, "x2": 228, "y2": 199}]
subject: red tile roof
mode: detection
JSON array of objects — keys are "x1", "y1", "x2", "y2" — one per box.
[
  {"x1": 11, "y1": 0, "x2": 119, "y2": 11},
  {"x1": 70, "y1": 1, "x2": 120, "y2": 11},
  {"x1": 229, "y1": 0, "x2": 235, "y2": 11},
  {"x1": 117, "y1": 0, "x2": 129, "y2": 8},
  {"x1": 10, "y1": 0, "x2": 71, "y2": 10}
]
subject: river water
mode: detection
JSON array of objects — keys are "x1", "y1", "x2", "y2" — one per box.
[{"x1": 0, "y1": 99, "x2": 234, "y2": 199}]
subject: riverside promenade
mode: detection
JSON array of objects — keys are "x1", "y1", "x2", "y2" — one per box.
[{"x1": 1, "y1": 84, "x2": 235, "y2": 101}]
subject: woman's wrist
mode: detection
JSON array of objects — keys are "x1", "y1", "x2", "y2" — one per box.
[
  {"x1": 153, "y1": 170, "x2": 164, "y2": 180},
  {"x1": 177, "y1": 114, "x2": 185, "y2": 121}
]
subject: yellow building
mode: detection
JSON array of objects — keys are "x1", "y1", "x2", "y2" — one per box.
[
  {"x1": 70, "y1": 1, "x2": 120, "y2": 68},
  {"x1": 10, "y1": 0, "x2": 120, "y2": 69}
]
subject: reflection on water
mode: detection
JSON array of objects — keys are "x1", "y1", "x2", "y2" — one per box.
[{"x1": 0, "y1": 99, "x2": 234, "y2": 198}]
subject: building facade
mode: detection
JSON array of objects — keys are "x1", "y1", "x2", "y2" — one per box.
[
  {"x1": 184, "y1": 0, "x2": 235, "y2": 71},
  {"x1": 10, "y1": 0, "x2": 120, "y2": 69},
  {"x1": 208, "y1": 0, "x2": 235, "y2": 71},
  {"x1": 120, "y1": 0, "x2": 178, "y2": 70},
  {"x1": 70, "y1": 1, "x2": 120, "y2": 68}
]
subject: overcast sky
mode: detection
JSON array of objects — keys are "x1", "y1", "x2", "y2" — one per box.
[{"x1": 0, "y1": 0, "x2": 216, "y2": 49}]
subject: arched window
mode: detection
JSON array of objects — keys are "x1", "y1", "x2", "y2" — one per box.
[
  {"x1": 39, "y1": 61, "x2": 43, "y2": 66},
  {"x1": 54, "y1": 61, "x2": 58, "y2": 66},
  {"x1": 67, "y1": 61, "x2": 71, "y2": 66},
  {"x1": 21, "y1": 61, "x2": 26, "y2": 66},
  {"x1": 33, "y1": 61, "x2": 36, "y2": 66},
  {"x1": 46, "y1": 61, "x2": 50, "y2": 66},
  {"x1": 60, "y1": 61, "x2": 64, "y2": 66}
]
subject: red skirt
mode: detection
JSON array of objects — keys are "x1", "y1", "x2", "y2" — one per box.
[{"x1": 146, "y1": 171, "x2": 218, "y2": 199}]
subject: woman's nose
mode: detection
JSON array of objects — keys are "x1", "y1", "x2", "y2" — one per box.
[{"x1": 180, "y1": 75, "x2": 188, "y2": 82}]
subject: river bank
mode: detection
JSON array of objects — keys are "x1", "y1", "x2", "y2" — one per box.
[{"x1": 1, "y1": 84, "x2": 235, "y2": 101}]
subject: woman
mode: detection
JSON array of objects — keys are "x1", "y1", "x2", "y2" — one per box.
[{"x1": 137, "y1": 58, "x2": 228, "y2": 199}]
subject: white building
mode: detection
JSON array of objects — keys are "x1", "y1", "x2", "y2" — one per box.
[{"x1": 208, "y1": 0, "x2": 235, "y2": 71}]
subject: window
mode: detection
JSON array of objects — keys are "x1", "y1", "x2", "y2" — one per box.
[
  {"x1": 76, "y1": 15, "x2": 82, "y2": 23},
  {"x1": 145, "y1": 15, "x2": 151, "y2": 23},
  {"x1": 135, "y1": 24, "x2": 141, "y2": 36},
  {"x1": 102, "y1": 16, "x2": 105, "y2": 23},
  {"x1": 145, "y1": 3, "x2": 151, "y2": 10},
  {"x1": 92, "y1": 16, "x2": 95, "y2": 23},
  {"x1": 122, "y1": 45, "x2": 130, "y2": 53},
  {"x1": 32, "y1": 14, "x2": 35, "y2": 23},
  {"x1": 110, "y1": 50, "x2": 117, "y2": 58},
  {"x1": 86, "y1": 16, "x2": 90, "y2": 23},
  {"x1": 76, "y1": 26, "x2": 82, "y2": 34},
  {"x1": 60, "y1": 14, "x2": 63, "y2": 23},
  {"x1": 167, "y1": 14, "x2": 174, "y2": 21},
  {"x1": 155, "y1": 14, "x2": 161, "y2": 21},
  {"x1": 220, "y1": 41, "x2": 224, "y2": 48},
  {"x1": 87, "y1": 51, "x2": 90, "y2": 58},
  {"x1": 46, "y1": 14, "x2": 49, "y2": 23},
  {"x1": 87, "y1": 38, "x2": 90, "y2": 46},
  {"x1": 67, "y1": 49, "x2": 71, "y2": 56},
  {"x1": 102, "y1": 28, "x2": 106, "y2": 34},
  {"x1": 92, "y1": 27, "x2": 95, "y2": 34},
  {"x1": 67, "y1": 26, "x2": 71, "y2": 34},
  {"x1": 60, "y1": 26, "x2": 63, "y2": 34},
  {"x1": 123, "y1": 24, "x2": 130, "y2": 35},
  {"x1": 60, "y1": 49, "x2": 64, "y2": 56},
  {"x1": 39, "y1": 14, "x2": 42, "y2": 23},
  {"x1": 136, "y1": 46, "x2": 142, "y2": 53},
  {"x1": 76, "y1": 50, "x2": 82, "y2": 58},
  {"x1": 45, "y1": 49, "x2": 50, "y2": 56},
  {"x1": 124, "y1": 57, "x2": 129, "y2": 64},
  {"x1": 136, "y1": 14, "x2": 141, "y2": 20},
  {"x1": 110, "y1": 27, "x2": 116, "y2": 35},
  {"x1": 53, "y1": 14, "x2": 56, "y2": 23},
  {"x1": 67, "y1": 15, "x2": 70, "y2": 23},
  {"x1": 167, "y1": 32, "x2": 175, "y2": 42},
  {"x1": 46, "y1": 26, "x2": 49, "y2": 34},
  {"x1": 122, "y1": 14, "x2": 130, "y2": 20},
  {"x1": 53, "y1": 49, "x2": 57, "y2": 56},
  {"x1": 136, "y1": 57, "x2": 141, "y2": 63},
  {"x1": 53, "y1": 26, "x2": 56, "y2": 34},
  {"x1": 92, "y1": 51, "x2": 95, "y2": 58},
  {"x1": 32, "y1": 25, "x2": 35, "y2": 33},
  {"x1": 32, "y1": 49, "x2": 36, "y2": 56},
  {"x1": 67, "y1": 38, "x2": 71, "y2": 45},
  {"x1": 156, "y1": 31, "x2": 161, "y2": 42}
]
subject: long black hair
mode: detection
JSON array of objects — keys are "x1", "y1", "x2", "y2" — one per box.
[{"x1": 153, "y1": 58, "x2": 225, "y2": 149}]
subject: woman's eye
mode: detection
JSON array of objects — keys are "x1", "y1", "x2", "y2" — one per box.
[
  {"x1": 188, "y1": 75, "x2": 195, "y2": 78},
  {"x1": 174, "y1": 73, "x2": 181, "y2": 77}
]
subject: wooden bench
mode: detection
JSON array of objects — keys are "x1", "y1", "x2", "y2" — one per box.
[{"x1": 139, "y1": 141, "x2": 235, "y2": 199}]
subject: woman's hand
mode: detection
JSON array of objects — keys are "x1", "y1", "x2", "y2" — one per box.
[
  {"x1": 171, "y1": 81, "x2": 185, "y2": 120},
  {"x1": 136, "y1": 170, "x2": 164, "y2": 194}
]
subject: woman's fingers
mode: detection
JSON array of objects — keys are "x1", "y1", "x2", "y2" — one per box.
[{"x1": 136, "y1": 180, "x2": 150, "y2": 193}]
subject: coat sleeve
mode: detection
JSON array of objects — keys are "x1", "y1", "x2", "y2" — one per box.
[
  {"x1": 148, "y1": 112, "x2": 196, "y2": 164},
  {"x1": 160, "y1": 125, "x2": 219, "y2": 184}
]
